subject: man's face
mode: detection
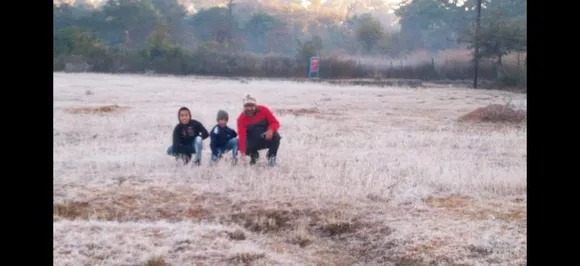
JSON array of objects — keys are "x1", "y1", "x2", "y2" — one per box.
[
  {"x1": 244, "y1": 104, "x2": 257, "y2": 116},
  {"x1": 179, "y1": 110, "x2": 190, "y2": 124},
  {"x1": 218, "y1": 119, "x2": 228, "y2": 127}
]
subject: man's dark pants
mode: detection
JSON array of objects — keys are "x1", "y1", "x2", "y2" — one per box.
[{"x1": 245, "y1": 134, "x2": 281, "y2": 163}]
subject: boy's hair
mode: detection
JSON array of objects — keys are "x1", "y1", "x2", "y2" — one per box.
[
  {"x1": 178, "y1": 107, "x2": 191, "y2": 120},
  {"x1": 217, "y1": 109, "x2": 229, "y2": 121}
]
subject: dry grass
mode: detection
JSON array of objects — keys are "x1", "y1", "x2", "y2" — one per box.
[
  {"x1": 54, "y1": 73, "x2": 527, "y2": 265},
  {"x1": 341, "y1": 49, "x2": 525, "y2": 73},
  {"x1": 424, "y1": 195, "x2": 472, "y2": 209}
]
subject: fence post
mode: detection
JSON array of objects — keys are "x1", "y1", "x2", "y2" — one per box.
[
  {"x1": 431, "y1": 57, "x2": 436, "y2": 79},
  {"x1": 523, "y1": 54, "x2": 527, "y2": 89},
  {"x1": 516, "y1": 52, "x2": 521, "y2": 87}
]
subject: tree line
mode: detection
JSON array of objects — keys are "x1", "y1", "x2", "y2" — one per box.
[{"x1": 53, "y1": 0, "x2": 526, "y2": 86}]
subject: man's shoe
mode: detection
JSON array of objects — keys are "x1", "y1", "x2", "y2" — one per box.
[
  {"x1": 249, "y1": 152, "x2": 259, "y2": 165},
  {"x1": 249, "y1": 157, "x2": 257, "y2": 165},
  {"x1": 232, "y1": 157, "x2": 238, "y2": 165},
  {"x1": 268, "y1": 156, "x2": 276, "y2": 167},
  {"x1": 194, "y1": 160, "x2": 201, "y2": 166}
]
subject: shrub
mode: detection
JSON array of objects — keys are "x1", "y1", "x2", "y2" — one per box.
[{"x1": 54, "y1": 43, "x2": 522, "y2": 87}]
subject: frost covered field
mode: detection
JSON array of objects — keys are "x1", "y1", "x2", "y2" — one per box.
[{"x1": 53, "y1": 73, "x2": 527, "y2": 266}]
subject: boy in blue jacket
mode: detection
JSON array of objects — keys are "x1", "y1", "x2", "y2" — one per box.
[{"x1": 210, "y1": 110, "x2": 239, "y2": 165}]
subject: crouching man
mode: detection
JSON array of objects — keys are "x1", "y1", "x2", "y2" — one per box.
[
  {"x1": 237, "y1": 94, "x2": 281, "y2": 167},
  {"x1": 210, "y1": 110, "x2": 239, "y2": 165}
]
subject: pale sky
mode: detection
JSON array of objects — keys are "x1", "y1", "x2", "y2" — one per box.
[
  {"x1": 57, "y1": 0, "x2": 409, "y2": 13},
  {"x1": 301, "y1": 0, "x2": 404, "y2": 9}
]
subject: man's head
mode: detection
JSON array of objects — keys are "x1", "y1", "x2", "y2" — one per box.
[
  {"x1": 178, "y1": 107, "x2": 191, "y2": 124},
  {"x1": 243, "y1": 93, "x2": 257, "y2": 116},
  {"x1": 217, "y1": 109, "x2": 229, "y2": 127}
]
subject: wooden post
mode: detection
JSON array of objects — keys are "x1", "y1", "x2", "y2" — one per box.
[
  {"x1": 517, "y1": 52, "x2": 522, "y2": 86},
  {"x1": 523, "y1": 54, "x2": 527, "y2": 89},
  {"x1": 473, "y1": 0, "x2": 482, "y2": 88}
]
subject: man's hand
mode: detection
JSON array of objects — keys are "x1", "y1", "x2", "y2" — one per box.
[{"x1": 263, "y1": 130, "x2": 274, "y2": 140}]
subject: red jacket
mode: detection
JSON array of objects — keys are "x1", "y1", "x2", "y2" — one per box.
[{"x1": 237, "y1": 105, "x2": 280, "y2": 154}]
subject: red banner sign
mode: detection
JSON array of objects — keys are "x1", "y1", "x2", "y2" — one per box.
[{"x1": 310, "y1": 58, "x2": 319, "y2": 72}]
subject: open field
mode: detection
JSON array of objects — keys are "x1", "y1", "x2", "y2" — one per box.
[{"x1": 53, "y1": 73, "x2": 527, "y2": 266}]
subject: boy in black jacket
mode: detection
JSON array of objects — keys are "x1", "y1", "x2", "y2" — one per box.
[
  {"x1": 167, "y1": 107, "x2": 209, "y2": 165},
  {"x1": 210, "y1": 110, "x2": 239, "y2": 165}
]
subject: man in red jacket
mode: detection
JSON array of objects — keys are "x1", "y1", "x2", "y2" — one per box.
[{"x1": 237, "y1": 94, "x2": 281, "y2": 166}]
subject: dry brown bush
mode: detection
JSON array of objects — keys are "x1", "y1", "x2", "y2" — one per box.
[
  {"x1": 424, "y1": 195, "x2": 526, "y2": 223},
  {"x1": 424, "y1": 195, "x2": 472, "y2": 209},
  {"x1": 65, "y1": 62, "x2": 91, "y2": 73},
  {"x1": 274, "y1": 108, "x2": 320, "y2": 116},
  {"x1": 143, "y1": 256, "x2": 167, "y2": 266},
  {"x1": 65, "y1": 105, "x2": 129, "y2": 114},
  {"x1": 459, "y1": 104, "x2": 526, "y2": 123},
  {"x1": 322, "y1": 79, "x2": 423, "y2": 88},
  {"x1": 230, "y1": 252, "x2": 265, "y2": 264},
  {"x1": 54, "y1": 202, "x2": 91, "y2": 220},
  {"x1": 227, "y1": 229, "x2": 247, "y2": 241},
  {"x1": 288, "y1": 219, "x2": 315, "y2": 247},
  {"x1": 273, "y1": 107, "x2": 344, "y2": 121}
]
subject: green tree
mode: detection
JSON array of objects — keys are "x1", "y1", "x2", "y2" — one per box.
[
  {"x1": 376, "y1": 31, "x2": 404, "y2": 57},
  {"x1": 296, "y1": 35, "x2": 323, "y2": 66},
  {"x1": 145, "y1": 22, "x2": 174, "y2": 53},
  {"x1": 460, "y1": 9, "x2": 526, "y2": 79},
  {"x1": 187, "y1": 7, "x2": 231, "y2": 43},
  {"x1": 54, "y1": 26, "x2": 103, "y2": 57},
  {"x1": 395, "y1": 0, "x2": 468, "y2": 51},
  {"x1": 150, "y1": 0, "x2": 188, "y2": 45},
  {"x1": 54, "y1": 3, "x2": 93, "y2": 30},
  {"x1": 395, "y1": 0, "x2": 526, "y2": 51},
  {"x1": 244, "y1": 12, "x2": 286, "y2": 53},
  {"x1": 99, "y1": 0, "x2": 161, "y2": 48},
  {"x1": 354, "y1": 14, "x2": 383, "y2": 53},
  {"x1": 142, "y1": 22, "x2": 189, "y2": 74},
  {"x1": 53, "y1": 26, "x2": 116, "y2": 72},
  {"x1": 54, "y1": 3, "x2": 73, "y2": 30}
]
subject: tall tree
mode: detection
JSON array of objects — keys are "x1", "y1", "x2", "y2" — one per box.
[
  {"x1": 187, "y1": 7, "x2": 230, "y2": 43},
  {"x1": 396, "y1": 0, "x2": 472, "y2": 51},
  {"x1": 354, "y1": 14, "x2": 383, "y2": 53},
  {"x1": 150, "y1": 0, "x2": 188, "y2": 45},
  {"x1": 245, "y1": 12, "x2": 287, "y2": 53},
  {"x1": 454, "y1": 0, "x2": 527, "y2": 85},
  {"x1": 99, "y1": 0, "x2": 161, "y2": 49},
  {"x1": 395, "y1": 0, "x2": 526, "y2": 52}
]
